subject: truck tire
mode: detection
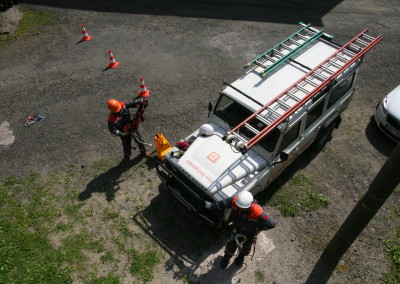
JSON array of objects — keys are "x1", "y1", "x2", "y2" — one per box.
[{"x1": 311, "y1": 121, "x2": 336, "y2": 151}]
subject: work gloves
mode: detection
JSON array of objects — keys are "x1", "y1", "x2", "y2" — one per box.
[{"x1": 204, "y1": 201, "x2": 212, "y2": 209}]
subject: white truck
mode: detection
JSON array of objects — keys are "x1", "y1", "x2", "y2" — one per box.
[{"x1": 156, "y1": 23, "x2": 382, "y2": 226}]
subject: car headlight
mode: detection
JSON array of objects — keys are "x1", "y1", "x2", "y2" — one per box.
[{"x1": 381, "y1": 97, "x2": 388, "y2": 117}]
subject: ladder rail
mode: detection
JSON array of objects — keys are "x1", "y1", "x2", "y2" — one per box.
[
  {"x1": 246, "y1": 31, "x2": 382, "y2": 149},
  {"x1": 225, "y1": 29, "x2": 382, "y2": 151},
  {"x1": 259, "y1": 30, "x2": 324, "y2": 77},
  {"x1": 244, "y1": 24, "x2": 311, "y2": 69}
]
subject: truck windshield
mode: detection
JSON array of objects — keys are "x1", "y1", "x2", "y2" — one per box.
[{"x1": 214, "y1": 94, "x2": 281, "y2": 152}]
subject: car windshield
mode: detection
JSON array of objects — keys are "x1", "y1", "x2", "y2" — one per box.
[{"x1": 214, "y1": 94, "x2": 281, "y2": 152}]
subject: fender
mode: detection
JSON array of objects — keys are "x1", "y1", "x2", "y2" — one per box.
[{"x1": 322, "y1": 113, "x2": 342, "y2": 131}]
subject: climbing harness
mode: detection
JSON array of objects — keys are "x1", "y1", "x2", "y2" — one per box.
[{"x1": 24, "y1": 115, "x2": 45, "y2": 126}]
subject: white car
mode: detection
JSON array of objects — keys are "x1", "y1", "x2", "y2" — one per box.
[{"x1": 375, "y1": 84, "x2": 400, "y2": 142}]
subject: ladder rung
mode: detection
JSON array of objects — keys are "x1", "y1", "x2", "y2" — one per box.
[
  {"x1": 244, "y1": 123, "x2": 260, "y2": 135},
  {"x1": 273, "y1": 49, "x2": 285, "y2": 57},
  {"x1": 288, "y1": 38, "x2": 301, "y2": 46},
  {"x1": 264, "y1": 55, "x2": 277, "y2": 62},
  {"x1": 320, "y1": 65, "x2": 335, "y2": 74},
  {"x1": 362, "y1": 33, "x2": 375, "y2": 41},
  {"x1": 303, "y1": 29, "x2": 316, "y2": 36},
  {"x1": 342, "y1": 48, "x2": 357, "y2": 57},
  {"x1": 312, "y1": 72, "x2": 328, "y2": 80},
  {"x1": 334, "y1": 54, "x2": 350, "y2": 63},
  {"x1": 304, "y1": 77, "x2": 319, "y2": 87},
  {"x1": 255, "y1": 114, "x2": 270, "y2": 126},
  {"x1": 281, "y1": 44, "x2": 293, "y2": 51},
  {"x1": 286, "y1": 90, "x2": 301, "y2": 101},
  {"x1": 355, "y1": 38, "x2": 369, "y2": 46},
  {"x1": 266, "y1": 106, "x2": 281, "y2": 117},
  {"x1": 297, "y1": 34, "x2": 309, "y2": 41},
  {"x1": 232, "y1": 132, "x2": 248, "y2": 143},
  {"x1": 277, "y1": 98, "x2": 291, "y2": 110},
  {"x1": 295, "y1": 84, "x2": 310, "y2": 94},
  {"x1": 328, "y1": 59, "x2": 343, "y2": 68},
  {"x1": 349, "y1": 43, "x2": 362, "y2": 51},
  {"x1": 254, "y1": 61, "x2": 268, "y2": 69}
]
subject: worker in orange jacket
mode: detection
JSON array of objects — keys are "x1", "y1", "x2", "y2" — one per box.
[
  {"x1": 107, "y1": 96, "x2": 150, "y2": 161},
  {"x1": 205, "y1": 191, "x2": 276, "y2": 269}
]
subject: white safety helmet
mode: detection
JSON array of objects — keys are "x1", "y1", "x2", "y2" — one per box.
[
  {"x1": 199, "y1": 124, "x2": 214, "y2": 136},
  {"x1": 236, "y1": 191, "x2": 253, "y2": 209}
]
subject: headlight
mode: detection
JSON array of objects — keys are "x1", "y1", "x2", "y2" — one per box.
[{"x1": 381, "y1": 97, "x2": 388, "y2": 117}]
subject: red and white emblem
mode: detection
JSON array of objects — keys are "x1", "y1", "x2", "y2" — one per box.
[{"x1": 207, "y1": 152, "x2": 221, "y2": 163}]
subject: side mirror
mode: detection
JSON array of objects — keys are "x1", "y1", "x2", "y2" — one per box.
[
  {"x1": 208, "y1": 102, "x2": 213, "y2": 118},
  {"x1": 280, "y1": 151, "x2": 289, "y2": 162},
  {"x1": 272, "y1": 151, "x2": 289, "y2": 166}
]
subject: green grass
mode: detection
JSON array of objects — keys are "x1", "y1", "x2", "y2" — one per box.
[
  {"x1": 0, "y1": 162, "x2": 161, "y2": 283},
  {"x1": 382, "y1": 226, "x2": 400, "y2": 283},
  {"x1": 129, "y1": 249, "x2": 160, "y2": 283},
  {"x1": 255, "y1": 269, "x2": 266, "y2": 283},
  {"x1": 0, "y1": 7, "x2": 53, "y2": 43},
  {"x1": 268, "y1": 171, "x2": 331, "y2": 216}
]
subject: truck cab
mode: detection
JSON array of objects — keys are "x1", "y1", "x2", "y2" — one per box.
[{"x1": 156, "y1": 23, "x2": 381, "y2": 227}]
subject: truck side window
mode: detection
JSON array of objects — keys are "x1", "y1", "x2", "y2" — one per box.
[
  {"x1": 277, "y1": 121, "x2": 301, "y2": 153},
  {"x1": 258, "y1": 128, "x2": 281, "y2": 152},
  {"x1": 328, "y1": 73, "x2": 355, "y2": 108},
  {"x1": 306, "y1": 100, "x2": 324, "y2": 129}
]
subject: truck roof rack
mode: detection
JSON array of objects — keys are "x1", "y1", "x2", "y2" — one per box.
[{"x1": 223, "y1": 26, "x2": 382, "y2": 153}]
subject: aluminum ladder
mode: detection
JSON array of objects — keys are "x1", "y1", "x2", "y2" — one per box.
[{"x1": 224, "y1": 27, "x2": 382, "y2": 153}]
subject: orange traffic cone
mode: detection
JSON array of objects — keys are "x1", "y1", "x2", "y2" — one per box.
[
  {"x1": 80, "y1": 24, "x2": 91, "y2": 41},
  {"x1": 137, "y1": 77, "x2": 151, "y2": 97},
  {"x1": 107, "y1": 50, "x2": 119, "y2": 69}
]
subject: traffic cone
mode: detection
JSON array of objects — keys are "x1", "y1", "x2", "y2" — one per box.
[
  {"x1": 107, "y1": 50, "x2": 119, "y2": 69},
  {"x1": 80, "y1": 24, "x2": 91, "y2": 41},
  {"x1": 137, "y1": 77, "x2": 151, "y2": 97}
]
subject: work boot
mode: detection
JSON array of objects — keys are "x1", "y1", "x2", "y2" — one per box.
[
  {"x1": 141, "y1": 151, "x2": 151, "y2": 158},
  {"x1": 220, "y1": 255, "x2": 231, "y2": 269},
  {"x1": 234, "y1": 253, "x2": 244, "y2": 266}
]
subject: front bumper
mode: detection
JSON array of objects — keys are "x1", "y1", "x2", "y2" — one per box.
[
  {"x1": 375, "y1": 102, "x2": 400, "y2": 142},
  {"x1": 155, "y1": 160, "x2": 222, "y2": 227}
]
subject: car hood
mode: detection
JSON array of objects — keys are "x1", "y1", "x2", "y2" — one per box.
[
  {"x1": 176, "y1": 130, "x2": 267, "y2": 195},
  {"x1": 386, "y1": 84, "x2": 400, "y2": 119}
]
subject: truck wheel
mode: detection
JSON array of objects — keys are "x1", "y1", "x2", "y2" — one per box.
[{"x1": 312, "y1": 122, "x2": 336, "y2": 151}]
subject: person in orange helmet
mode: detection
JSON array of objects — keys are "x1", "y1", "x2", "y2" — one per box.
[{"x1": 107, "y1": 95, "x2": 150, "y2": 161}]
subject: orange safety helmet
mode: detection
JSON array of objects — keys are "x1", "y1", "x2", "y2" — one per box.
[{"x1": 107, "y1": 99, "x2": 122, "y2": 113}]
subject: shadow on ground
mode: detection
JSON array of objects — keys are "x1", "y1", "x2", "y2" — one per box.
[
  {"x1": 365, "y1": 116, "x2": 397, "y2": 157},
  {"x1": 21, "y1": 0, "x2": 344, "y2": 25},
  {"x1": 78, "y1": 155, "x2": 147, "y2": 202},
  {"x1": 132, "y1": 183, "x2": 245, "y2": 282}
]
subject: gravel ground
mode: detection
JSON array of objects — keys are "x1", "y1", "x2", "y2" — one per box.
[{"x1": 1, "y1": 1, "x2": 400, "y2": 283}]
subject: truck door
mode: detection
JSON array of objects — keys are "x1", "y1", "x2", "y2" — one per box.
[{"x1": 269, "y1": 120, "x2": 302, "y2": 182}]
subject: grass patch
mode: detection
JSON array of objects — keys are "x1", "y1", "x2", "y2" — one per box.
[
  {"x1": 0, "y1": 161, "x2": 161, "y2": 283},
  {"x1": 89, "y1": 274, "x2": 120, "y2": 284},
  {"x1": 255, "y1": 269, "x2": 266, "y2": 283},
  {"x1": 382, "y1": 226, "x2": 400, "y2": 283},
  {"x1": 1, "y1": 7, "x2": 53, "y2": 43},
  {"x1": 268, "y1": 171, "x2": 331, "y2": 216},
  {"x1": 129, "y1": 249, "x2": 160, "y2": 283}
]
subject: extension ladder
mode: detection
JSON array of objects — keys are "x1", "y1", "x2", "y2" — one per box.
[
  {"x1": 244, "y1": 23, "x2": 333, "y2": 78},
  {"x1": 225, "y1": 28, "x2": 382, "y2": 153}
]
